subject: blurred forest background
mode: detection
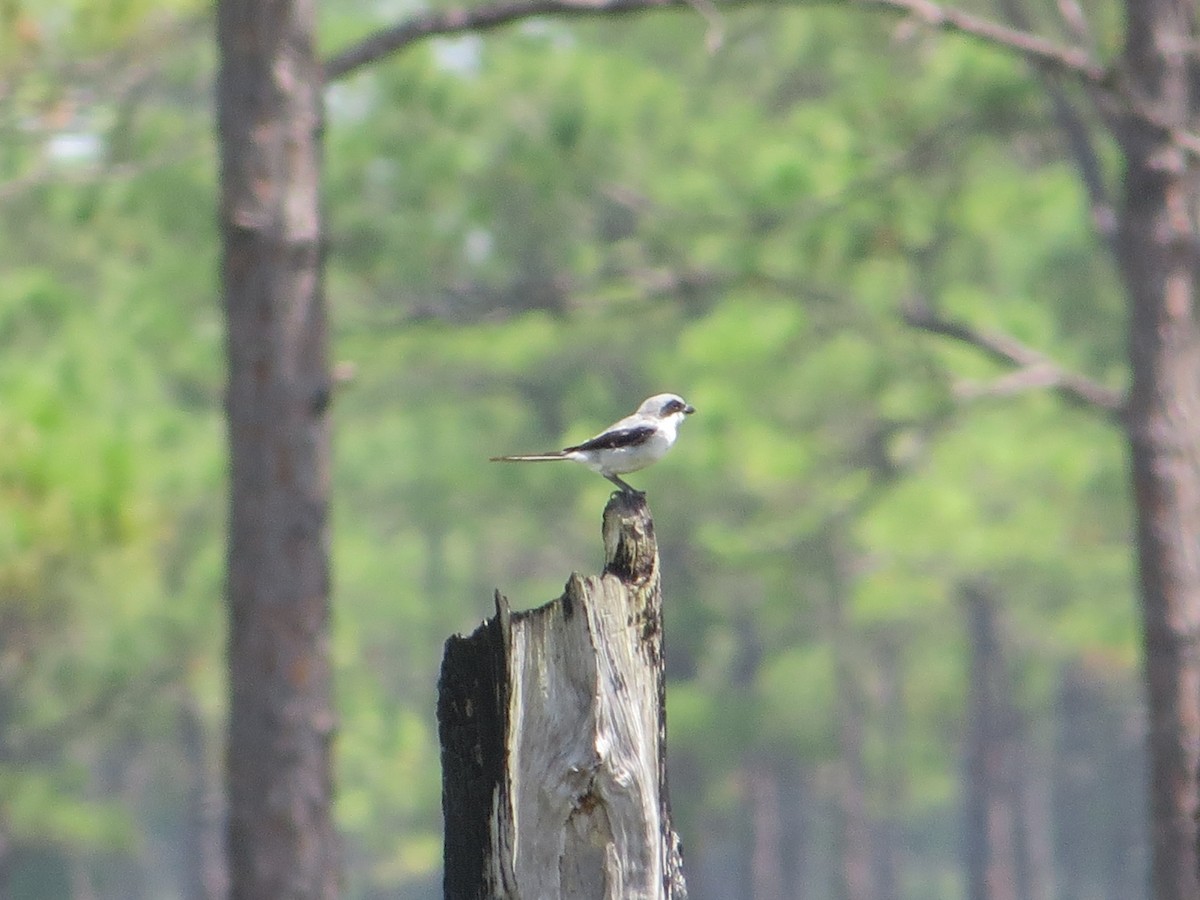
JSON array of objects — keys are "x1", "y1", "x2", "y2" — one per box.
[{"x1": 2, "y1": 0, "x2": 1146, "y2": 898}]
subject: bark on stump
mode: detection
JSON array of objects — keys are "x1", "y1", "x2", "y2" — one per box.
[{"x1": 438, "y1": 492, "x2": 688, "y2": 900}]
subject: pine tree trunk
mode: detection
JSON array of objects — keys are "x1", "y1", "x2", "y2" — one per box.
[
  {"x1": 874, "y1": 636, "x2": 905, "y2": 900},
  {"x1": 180, "y1": 699, "x2": 228, "y2": 900},
  {"x1": 827, "y1": 546, "x2": 877, "y2": 900},
  {"x1": 216, "y1": 0, "x2": 338, "y2": 896},
  {"x1": 438, "y1": 492, "x2": 687, "y2": 899},
  {"x1": 1116, "y1": 4, "x2": 1200, "y2": 898},
  {"x1": 747, "y1": 757, "x2": 784, "y2": 900},
  {"x1": 962, "y1": 583, "x2": 1018, "y2": 900}
]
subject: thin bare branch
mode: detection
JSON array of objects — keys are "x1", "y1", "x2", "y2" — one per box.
[
  {"x1": 1055, "y1": 0, "x2": 1092, "y2": 48},
  {"x1": 323, "y1": 0, "x2": 1200, "y2": 160},
  {"x1": 853, "y1": 0, "x2": 1107, "y2": 84},
  {"x1": 324, "y1": 0, "x2": 1109, "y2": 83},
  {"x1": 990, "y1": 0, "x2": 1116, "y2": 249},
  {"x1": 901, "y1": 301, "x2": 1125, "y2": 417},
  {"x1": 325, "y1": 0, "x2": 689, "y2": 80}
]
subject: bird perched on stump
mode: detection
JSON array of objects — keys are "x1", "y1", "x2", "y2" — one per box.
[{"x1": 490, "y1": 393, "x2": 696, "y2": 494}]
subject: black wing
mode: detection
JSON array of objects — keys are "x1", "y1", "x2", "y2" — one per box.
[{"x1": 565, "y1": 425, "x2": 656, "y2": 453}]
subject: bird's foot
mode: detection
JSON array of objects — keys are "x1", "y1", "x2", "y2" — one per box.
[{"x1": 605, "y1": 474, "x2": 644, "y2": 496}]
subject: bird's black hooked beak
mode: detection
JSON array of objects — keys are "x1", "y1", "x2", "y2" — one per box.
[{"x1": 683, "y1": 404, "x2": 696, "y2": 415}]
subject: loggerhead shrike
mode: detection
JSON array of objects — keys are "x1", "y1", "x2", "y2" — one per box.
[{"x1": 490, "y1": 393, "x2": 696, "y2": 493}]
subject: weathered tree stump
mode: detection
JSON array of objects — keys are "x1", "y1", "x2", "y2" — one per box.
[{"x1": 438, "y1": 492, "x2": 688, "y2": 900}]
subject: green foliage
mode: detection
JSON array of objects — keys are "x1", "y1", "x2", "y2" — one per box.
[{"x1": 3, "y1": 0, "x2": 1138, "y2": 897}]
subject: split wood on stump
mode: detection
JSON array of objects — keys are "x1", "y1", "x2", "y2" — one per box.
[{"x1": 438, "y1": 491, "x2": 688, "y2": 900}]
